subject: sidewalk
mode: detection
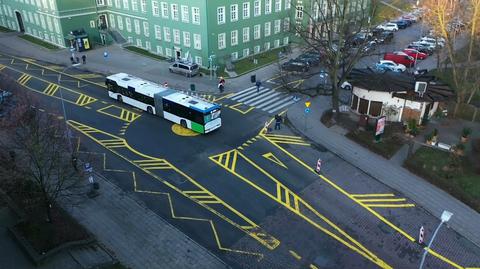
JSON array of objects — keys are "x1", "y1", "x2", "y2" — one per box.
[
  {"x1": 286, "y1": 95, "x2": 480, "y2": 248},
  {"x1": 66, "y1": 173, "x2": 228, "y2": 269},
  {"x1": 0, "y1": 32, "x2": 293, "y2": 94}
]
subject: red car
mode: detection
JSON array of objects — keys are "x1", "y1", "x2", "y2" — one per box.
[
  {"x1": 402, "y1": 49, "x2": 428, "y2": 60},
  {"x1": 384, "y1": 52, "x2": 416, "y2": 67}
]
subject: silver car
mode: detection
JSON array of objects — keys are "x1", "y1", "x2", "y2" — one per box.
[{"x1": 169, "y1": 61, "x2": 199, "y2": 77}]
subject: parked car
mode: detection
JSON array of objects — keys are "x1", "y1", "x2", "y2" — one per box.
[
  {"x1": 281, "y1": 59, "x2": 309, "y2": 72},
  {"x1": 340, "y1": 81, "x2": 352, "y2": 90},
  {"x1": 376, "y1": 23, "x2": 399, "y2": 32},
  {"x1": 402, "y1": 14, "x2": 418, "y2": 23},
  {"x1": 402, "y1": 49, "x2": 428, "y2": 60},
  {"x1": 296, "y1": 54, "x2": 320, "y2": 66},
  {"x1": 406, "y1": 44, "x2": 434, "y2": 55},
  {"x1": 363, "y1": 40, "x2": 377, "y2": 52},
  {"x1": 420, "y1": 37, "x2": 445, "y2": 48},
  {"x1": 371, "y1": 28, "x2": 384, "y2": 37},
  {"x1": 377, "y1": 31, "x2": 394, "y2": 43},
  {"x1": 410, "y1": 41, "x2": 436, "y2": 50},
  {"x1": 391, "y1": 20, "x2": 409, "y2": 29},
  {"x1": 375, "y1": 60, "x2": 406, "y2": 72},
  {"x1": 169, "y1": 61, "x2": 199, "y2": 77},
  {"x1": 384, "y1": 52, "x2": 416, "y2": 67}
]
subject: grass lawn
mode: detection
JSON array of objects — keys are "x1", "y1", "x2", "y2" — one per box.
[
  {"x1": 405, "y1": 146, "x2": 480, "y2": 212},
  {"x1": 372, "y1": 0, "x2": 413, "y2": 25},
  {"x1": 234, "y1": 48, "x2": 282, "y2": 75},
  {"x1": 19, "y1": 34, "x2": 59, "y2": 50},
  {"x1": 124, "y1": 46, "x2": 167, "y2": 61},
  {"x1": 346, "y1": 124, "x2": 405, "y2": 159},
  {"x1": 0, "y1": 26, "x2": 14, "y2": 32}
]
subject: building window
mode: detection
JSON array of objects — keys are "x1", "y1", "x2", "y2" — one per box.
[
  {"x1": 231, "y1": 52, "x2": 238, "y2": 60},
  {"x1": 171, "y1": 4, "x2": 179, "y2": 21},
  {"x1": 54, "y1": 19, "x2": 60, "y2": 33},
  {"x1": 165, "y1": 48, "x2": 172, "y2": 57},
  {"x1": 283, "y1": 36, "x2": 289, "y2": 46},
  {"x1": 218, "y1": 33, "x2": 226, "y2": 49},
  {"x1": 193, "y1": 34, "x2": 201, "y2": 49},
  {"x1": 97, "y1": 0, "x2": 105, "y2": 6},
  {"x1": 254, "y1": 24, "x2": 261, "y2": 40},
  {"x1": 183, "y1": 32, "x2": 190, "y2": 47},
  {"x1": 231, "y1": 30, "x2": 238, "y2": 46},
  {"x1": 243, "y1": 48, "x2": 249, "y2": 57},
  {"x1": 107, "y1": 0, "x2": 112, "y2": 6},
  {"x1": 132, "y1": 0, "x2": 138, "y2": 11},
  {"x1": 123, "y1": 0, "x2": 129, "y2": 10},
  {"x1": 156, "y1": 45, "x2": 163, "y2": 55},
  {"x1": 217, "y1": 7, "x2": 225, "y2": 24},
  {"x1": 143, "y1": 21, "x2": 149, "y2": 37},
  {"x1": 264, "y1": 22, "x2": 271, "y2": 36},
  {"x1": 254, "y1": 45, "x2": 261, "y2": 54},
  {"x1": 296, "y1": 4, "x2": 303, "y2": 19},
  {"x1": 274, "y1": 39, "x2": 280, "y2": 47},
  {"x1": 274, "y1": 19, "x2": 281, "y2": 33},
  {"x1": 161, "y1": 2, "x2": 168, "y2": 18},
  {"x1": 192, "y1": 7, "x2": 200, "y2": 24},
  {"x1": 243, "y1": 2, "x2": 250, "y2": 19},
  {"x1": 115, "y1": 0, "x2": 120, "y2": 8},
  {"x1": 145, "y1": 41, "x2": 151, "y2": 50},
  {"x1": 134, "y1": 19, "x2": 140, "y2": 34},
  {"x1": 369, "y1": 101, "x2": 382, "y2": 117},
  {"x1": 274, "y1": 0, "x2": 281, "y2": 12},
  {"x1": 264, "y1": 42, "x2": 270, "y2": 50},
  {"x1": 230, "y1": 4, "x2": 238, "y2": 22},
  {"x1": 265, "y1": 0, "x2": 271, "y2": 14},
  {"x1": 125, "y1": 18, "x2": 131, "y2": 32},
  {"x1": 351, "y1": 95, "x2": 359, "y2": 110},
  {"x1": 154, "y1": 25, "x2": 162, "y2": 39},
  {"x1": 285, "y1": 0, "x2": 291, "y2": 9},
  {"x1": 181, "y1": 5, "x2": 189, "y2": 22},
  {"x1": 127, "y1": 36, "x2": 133, "y2": 43},
  {"x1": 117, "y1": 16, "x2": 123, "y2": 30},
  {"x1": 173, "y1": 29, "x2": 180, "y2": 44},
  {"x1": 283, "y1": 17, "x2": 290, "y2": 31},
  {"x1": 136, "y1": 38, "x2": 142, "y2": 47},
  {"x1": 242, "y1": 27, "x2": 249, "y2": 43},
  {"x1": 195, "y1": 56, "x2": 202, "y2": 66},
  {"x1": 140, "y1": 0, "x2": 146, "y2": 12},
  {"x1": 152, "y1": 1, "x2": 159, "y2": 16},
  {"x1": 164, "y1": 27, "x2": 171, "y2": 41},
  {"x1": 254, "y1": 0, "x2": 261, "y2": 16}
]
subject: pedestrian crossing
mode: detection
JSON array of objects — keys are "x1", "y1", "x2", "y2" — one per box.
[{"x1": 228, "y1": 86, "x2": 300, "y2": 114}]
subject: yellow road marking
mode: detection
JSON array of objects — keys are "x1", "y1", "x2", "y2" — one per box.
[
  {"x1": 75, "y1": 94, "x2": 97, "y2": 106},
  {"x1": 97, "y1": 105, "x2": 141, "y2": 123},
  {"x1": 289, "y1": 250, "x2": 302, "y2": 260},
  {"x1": 212, "y1": 92, "x2": 234, "y2": 102},
  {"x1": 272, "y1": 79, "x2": 304, "y2": 90},
  {"x1": 262, "y1": 152, "x2": 288, "y2": 168},
  {"x1": 67, "y1": 120, "x2": 280, "y2": 251},
  {"x1": 0, "y1": 64, "x2": 5, "y2": 71},
  {"x1": 351, "y1": 193, "x2": 395, "y2": 198},
  {"x1": 309, "y1": 265, "x2": 319, "y2": 269},
  {"x1": 17, "y1": 73, "x2": 31, "y2": 85},
  {"x1": 364, "y1": 204, "x2": 415, "y2": 208},
  {"x1": 356, "y1": 198, "x2": 407, "y2": 203},
  {"x1": 229, "y1": 102, "x2": 255, "y2": 114},
  {"x1": 260, "y1": 119, "x2": 471, "y2": 269},
  {"x1": 263, "y1": 134, "x2": 310, "y2": 146},
  {"x1": 43, "y1": 83, "x2": 60, "y2": 96}
]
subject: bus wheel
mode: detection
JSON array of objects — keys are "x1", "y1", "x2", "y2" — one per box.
[
  {"x1": 180, "y1": 119, "x2": 187, "y2": 129},
  {"x1": 117, "y1": 95, "x2": 123, "y2": 102},
  {"x1": 147, "y1": 106, "x2": 153, "y2": 114}
]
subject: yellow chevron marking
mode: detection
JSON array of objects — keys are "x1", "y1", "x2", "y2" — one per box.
[
  {"x1": 43, "y1": 83, "x2": 60, "y2": 96},
  {"x1": 212, "y1": 92, "x2": 234, "y2": 102},
  {"x1": 364, "y1": 204, "x2": 415, "y2": 208},
  {"x1": 357, "y1": 198, "x2": 406, "y2": 203},
  {"x1": 351, "y1": 193, "x2": 395, "y2": 198},
  {"x1": 210, "y1": 150, "x2": 238, "y2": 173},
  {"x1": 262, "y1": 152, "x2": 287, "y2": 168},
  {"x1": 229, "y1": 102, "x2": 255, "y2": 114},
  {"x1": 75, "y1": 94, "x2": 97, "y2": 106},
  {"x1": 309, "y1": 265, "x2": 319, "y2": 269},
  {"x1": 97, "y1": 105, "x2": 141, "y2": 123},
  {"x1": 263, "y1": 134, "x2": 310, "y2": 146},
  {"x1": 17, "y1": 74, "x2": 31, "y2": 85},
  {"x1": 0, "y1": 64, "x2": 6, "y2": 71},
  {"x1": 289, "y1": 250, "x2": 302, "y2": 260}
]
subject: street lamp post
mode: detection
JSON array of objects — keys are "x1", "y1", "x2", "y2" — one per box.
[{"x1": 419, "y1": 210, "x2": 453, "y2": 269}]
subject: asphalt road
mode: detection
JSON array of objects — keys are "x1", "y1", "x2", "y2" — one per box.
[{"x1": 1, "y1": 53, "x2": 480, "y2": 269}]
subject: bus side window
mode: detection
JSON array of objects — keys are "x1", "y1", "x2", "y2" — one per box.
[{"x1": 163, "y1": 99, "x2": 171, "y2": 112}]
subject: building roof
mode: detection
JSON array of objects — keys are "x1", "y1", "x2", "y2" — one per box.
[{"x1": 348, "y1": 68, "x2": 455, "y2": 102}]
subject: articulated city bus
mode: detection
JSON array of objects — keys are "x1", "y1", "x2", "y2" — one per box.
[{"x1": 105, "y1": 73, "x2": 221, "y2": 133}]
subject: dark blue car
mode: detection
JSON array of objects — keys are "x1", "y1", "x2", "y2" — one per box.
[{"x1": 391, "y1": 20, "x2": 409, "y2": 29}]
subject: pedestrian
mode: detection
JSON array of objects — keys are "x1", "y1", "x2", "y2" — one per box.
[
  {"x1": 218, "y1": 82, "x2": 224, "y2": 93},
  {"x1": 163, "y1": 82, "x2": 168, "y2": 88},
  {"x1": 256, "y1": 80, "x2": 262, "y2": 93},
  {"x1": 219, "y1": 76, "x2": 225, "y2": 85},
  {"x1": 71, "y1": 155, "x2": 78, "y2": 171},
  {"x1": 82, "y1": 54, "x2": 86, "y2": 64},
  {"x1": 70, "y1": 56, "x2": 75, "y2": 64},
  {"x1": 76, "y1": 56, "x2": 80, "y2": 64},
  {"x1": 274, "y1": 114, "x2": 282, "y2": 130}
]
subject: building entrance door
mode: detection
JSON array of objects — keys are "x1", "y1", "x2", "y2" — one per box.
[{"x1": 15, "y1": 11, "x2": 25, "y2": 32}]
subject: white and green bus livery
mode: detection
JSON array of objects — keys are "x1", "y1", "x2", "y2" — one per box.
[{"x1": 105, "y1": 73, "x2": 221, "y2": 133}]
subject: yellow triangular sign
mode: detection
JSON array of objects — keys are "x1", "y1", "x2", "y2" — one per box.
[
  {"x1": 262, "y1": 152, "x2": 287, "y2": 169},
  {"x1": 305, "y1": 101, "x2": 311, "y2": 108}
]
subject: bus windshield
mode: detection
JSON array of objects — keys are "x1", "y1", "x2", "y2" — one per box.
[{"x1": 204, "y1": 108, "x2": 221, "y2": 123}]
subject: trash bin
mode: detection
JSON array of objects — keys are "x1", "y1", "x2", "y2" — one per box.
[
  {"x1": 190, "y1": 84, "x2": 195, "y2": 91},
  {"x1": 250, "y1": 75, "x2": 256, "y2": 83}
]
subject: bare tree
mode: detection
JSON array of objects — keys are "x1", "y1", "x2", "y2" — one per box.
[
  {"x1": 289, "y1": 0, "x2": 379, "y2": 113},
  {"x1": 0, "y1": 77, "x2": 86, "y2": 223}
]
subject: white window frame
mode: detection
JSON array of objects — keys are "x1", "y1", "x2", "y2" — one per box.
[
  {"x1": 230, "y1": 4, "x2": 238, "y2": 22},
  {"x1": 181, "y1": 5, "x2": 189, "y2": 22},
  {"x1": 131, "y1": 0, "x2": 138, "y2": 11},
  {"x1": 243, "y1": 48, "x2": 250, "y2": 57},
  {"x1": 134, "y1": 19, "x2": 140, "y2": 34},
  {"x1": 171, "y1": 4, "x2": 179, "y2": 21},
  {"x1": 218, "y1": 33, "x2": 226, "y2": 49},
  {"x1": 152, "y1": 1, "x2": 159, "y2": 16},
  {"x1": 156, "y1": 45, "x2": 163, "y2": 55},
  {"x1": 243, "y1": 2, "x2": 250, "y2": 19},
  {"x1": 143, "y1": 21, "x2": 149, "y2": 37},
  {"x1": 195, "y1": 56, "x2": 202, "y2": 66},
  {"x1": 274, "y1": 19, "x2": 281, "y2": 33},
  {"x1": 173, "y1": 29, "x2": 180, "y2": 44},
  {"x1": 217, "y1": 6, "x2": 225, "y2": 24},
  {"x1": 183, "y1": 31, "x2": 191, "y2": 47},
  {"x1": 231, "y1": 30, "x2": 238, "y2": 46},
  {"x1": 285, "y1": 0, "x2": 291, "y2": 9},
  {"x1": 274, "y1": 0, "x2": 281, "y2": 12},
  {"x1": 145, "y1": 41, "x2": 151, "y2": 51},
  {"x1": 117, "y1": 15, "x2": 123, "y2": 30},
  {"x1": 165, "y1": 48, "x2": 172, "y2": 57},
  {"x1": 265, "y1": 0, "x2": 271, "y2": 14},
  {"x1": 123, "y1": 0, "x2": 129, "y2": 10},
  {"x1": 154, "y1": 25, "x2": 162, "y2": 40},
  {"x1": 125, "y1": 18, "x2": 131, "y2": 32},
  {"x1": 264, "y1": 22, "x2": 271, "y2": 36},
  {"x1": 136, "y1": 38, "x2": 142, "y2": 47},
  {"x1": 254, "y1": 45, "x2": 261, "y2": 54},
  {"x1": 254, "y1": 0, "x2": 261, "y2": 16},
  {"x1": 254, "y1": 24, "x2": 260, "y2": 40},
  {"x1": 264, "y1": 42, "x2": 270, "y2": 50},
  {"x1": 283, "y1": 17, "x2": 290, "y2": 32},
  {"x1": 193, "y1": 34, "x2": 201, "y2": 50},
  {"x1": 161, "y1": 2, "x2": 168, "y2": 18},
  {"x1": 242, "y1": 27, "x2": 250, "y2": 43},
  {"x1": 141, "y1": 0, "x2": 147, "y2": 12},
  {"x1": 192, "y1": 7, "x2": 200, "y2": 25},
  {"x1": 164, "y1": 27, "x2": 171, "y2": 42},
  {"x1": 231, "y1": 52, "x2": 238, "y2": 61},
  {"x1": 115, "y1": 0, "x2": 120, "y2": 8}
]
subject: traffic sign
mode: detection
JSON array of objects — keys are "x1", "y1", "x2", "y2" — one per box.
[
  {"x1": 315, "y1": 158, "x2": 322, "y2": 173},
  {"x1": 418, "y1": 226, "x2": 425, "y2": 244},
  {"x1": 305, "y1": 101, "x2": 311, "y2": 108},
  {"x1": 304, "y1": 108, "x2": 310, "y2": 114},
  {"x1": 103, "y1": 51, "x2": 109, "y2": 58}
]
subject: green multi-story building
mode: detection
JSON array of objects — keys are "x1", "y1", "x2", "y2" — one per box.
[{"x1": 0, "y1": 0, "x2": 369, "y2": 68}]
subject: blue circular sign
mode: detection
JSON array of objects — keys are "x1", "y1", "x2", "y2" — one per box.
[
  {"x1": 304, "y1": 108, "x2": 311, "y2": 114},
  {"x1": 103, "y1": 51, "x2": 108, "y2": 58}
]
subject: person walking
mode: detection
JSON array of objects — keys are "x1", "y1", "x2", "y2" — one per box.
[
  {"x1": 256, "y1": 80, "x2": 262, "y2": 93},
  {"x1": 218, "y1": 82, "x2": 224, "y2": 93},
  {"x1": 274, "y1": 114, "x2": 282, "y2": 130},
  {"x1": 82, "y1": 55, "x2": 86, "y2": 64}
]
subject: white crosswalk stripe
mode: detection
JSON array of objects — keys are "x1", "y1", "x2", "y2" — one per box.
[{"x1": 228, "y1": 86, "x2": 300, "y2": 113}]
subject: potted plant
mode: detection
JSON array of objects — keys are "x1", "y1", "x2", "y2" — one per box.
[
  {"x1": 454, "y1": 143, "x2": 465, "y2": 156},
  {"x1": 431, "y1": 128, "x2": 438, "y2": 145},
  {"x1": 425, "y1": 133, "x2": 433, "y2": 145},
  {"x1": 461, "y1": 127, "x2": 472, "y2": 143}
]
